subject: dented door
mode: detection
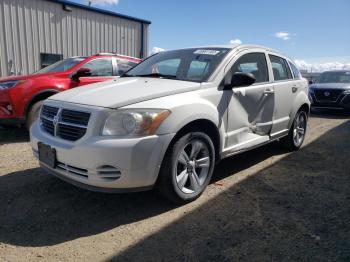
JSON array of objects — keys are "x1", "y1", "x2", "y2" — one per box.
[{"x1": 223, "y1": 51, "x2": 274, "y2": 150}]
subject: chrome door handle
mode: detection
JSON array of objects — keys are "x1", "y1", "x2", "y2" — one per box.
[
  {"x1": 264, "y1": 89, "x2": 275, "y2": 95},
  {"x1": 292, "y1": 86, "x2": 298, "y2": 93}
]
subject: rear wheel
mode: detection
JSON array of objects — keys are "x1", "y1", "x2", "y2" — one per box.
[
  {"x1": 26, "y1": 100, "x2": 43, "y2": 129},
  {"x1": 158, "y1": 132, "x2": 215, "y2": 204},
  {"x1": 280, "y1": 110, "x2": 308, "y2": 151}
]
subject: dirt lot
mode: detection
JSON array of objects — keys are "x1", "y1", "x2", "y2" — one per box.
[{"x1": 0, "y1": 110, "x2": 349, "y2": 262}]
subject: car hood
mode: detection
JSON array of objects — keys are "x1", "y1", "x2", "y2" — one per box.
[
  {"x1": 310, "y1": 83, "x2": 350, "y2": 90},
  {"x1": 0, "y1": 72, "x2": 66, "y2": 82},
  {"x1": 49, "y1": 77, "x2": 201, "y2": 108}
]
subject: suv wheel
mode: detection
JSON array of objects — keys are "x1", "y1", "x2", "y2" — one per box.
[
  {"x1": 158, "y1": 132, "x2": 215, "y2": 204},
  {"x1": 26, "y1": 101, "x2": 43, "y2": 129},
  {"x1": 280, "y1": 110, "x2": 308, "y2": 150}
]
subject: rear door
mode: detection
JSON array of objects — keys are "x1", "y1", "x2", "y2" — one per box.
[
  {"x1": 76, "y1": 58, "x2": 116, "y2": 87},
  {"x1": 268, "y1": 54, "x2": 298, "y2": 136}
]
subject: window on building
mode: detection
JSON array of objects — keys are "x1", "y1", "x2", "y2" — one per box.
[{"x1": 40, "y1": 53, "x2": 63, "y2": 69}]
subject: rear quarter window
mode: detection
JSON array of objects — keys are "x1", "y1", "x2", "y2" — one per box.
[{"x1": 289, "y1": 61, "x2": 302, "y2": 79}]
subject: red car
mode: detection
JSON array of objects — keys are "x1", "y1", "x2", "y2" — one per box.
[{"x1": 0, "y1": 53, "x2": 140, "y2": 128}]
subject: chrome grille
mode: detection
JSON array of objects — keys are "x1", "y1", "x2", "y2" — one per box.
[
  {"x1": 40, "y1": 105, "x2": 90, "y2": 141},
  {"x1": 41, "y1": 105, "x2": 59, "y2": 118}
]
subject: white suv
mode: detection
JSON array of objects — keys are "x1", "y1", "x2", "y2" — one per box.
[{"x1": 30, "y1": 45, "x2": 310, "y2": 203}]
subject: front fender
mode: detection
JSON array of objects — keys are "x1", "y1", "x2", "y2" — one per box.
[{"x1": 156, "y1": 97, "x2": 226, "y2": 151}]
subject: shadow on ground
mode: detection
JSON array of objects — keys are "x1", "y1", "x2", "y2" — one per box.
[
  {"x1": 0, "y1": 126, "x2": 29, "y2": 145},
  {"x1": 111, "y1": 120, "x2": 350, "y2": 261}
]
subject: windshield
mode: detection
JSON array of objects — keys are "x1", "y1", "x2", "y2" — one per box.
[
  {"x1": 123, "y1": 48, "x2": 231, "y2": 82},
  {"x1": 318, "y1": 71, "x2": 350, "y2": 83},
  {"x1": 35, "y1": 57, "x2": 86, "y2": 74}
]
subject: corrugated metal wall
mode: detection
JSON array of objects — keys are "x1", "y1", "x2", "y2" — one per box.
[{"x1": 0, "y1": 0, "x2": 149, "y2": 77}]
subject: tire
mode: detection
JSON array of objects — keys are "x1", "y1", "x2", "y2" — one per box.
[
  {"x1": 158, "y1": 132, "x2": 215, "y2": 204},
  {"x1": 26, "y1": 100, "x2": 43, "y2": 129},
  {"x1": 280, "y1": 109, "x2": 308, "y2": 151}
]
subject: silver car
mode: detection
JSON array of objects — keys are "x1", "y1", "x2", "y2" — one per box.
[{"x1": 30, "y1": 45, "x2": 310, "y2": 203}]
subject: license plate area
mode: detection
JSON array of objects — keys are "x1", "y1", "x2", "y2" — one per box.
[{"x1": 38, "y1": 142, "x2": 57, "y2": 168}]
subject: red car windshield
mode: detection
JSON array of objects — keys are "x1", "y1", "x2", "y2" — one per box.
[{"x1": 35, "y1": 57, "x2": 86, "y2": 74}]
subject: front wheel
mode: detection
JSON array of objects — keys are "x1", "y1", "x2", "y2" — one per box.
[
  {"x1": 26, "y1": 101, "x2": 43, "y2": 130},
  {"x1": 280, "y1": 110, "x2": 308, "y2": 151},
  {"x1": 158, "y1": 132, "x2": 215, "y2": 204}
]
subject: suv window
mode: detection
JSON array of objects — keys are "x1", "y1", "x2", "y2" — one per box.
[
  {"x1": 229, "y1": 53, "x2": 269, "y2": 83},
  {"x1": 116, "y1": 59, "x2": 138, "y2": 76},
  {"x1": 83, "y1": 58, "x2": 113, "y2": 76},
  {"x1": 269, "y1": 55, "x2": 292, "y2": 81},
  {"x1": 289, "y1": 61, "x2": 301, "y2": 79}
]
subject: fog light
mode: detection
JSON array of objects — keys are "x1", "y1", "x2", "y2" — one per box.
[{"x1": 6, "y1": 104, "x2": 12, "y2": 111}]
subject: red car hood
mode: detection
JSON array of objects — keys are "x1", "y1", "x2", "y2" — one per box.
[{"x1": 0, "y1": 72, "x2": 65, "y2": 82}]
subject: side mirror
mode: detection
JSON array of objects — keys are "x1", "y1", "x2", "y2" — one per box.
[
  {"x1": 72, "y1": 68, "x2": 91, "y2": 81},
  {"x1": 224, "y1": 72, "x2": 256, "y2": 89},
  {"x1": 308, "y1": 80, "x2": 313, "y2": 85}
]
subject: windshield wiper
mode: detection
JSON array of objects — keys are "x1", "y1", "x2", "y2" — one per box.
[{"x1": 133, "y1": 73, "x2": 177, "y2": 79}]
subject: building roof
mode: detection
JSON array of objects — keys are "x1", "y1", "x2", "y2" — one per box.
[{"x1": 46, "y1": 0, "x2": 151, "y2": 24}]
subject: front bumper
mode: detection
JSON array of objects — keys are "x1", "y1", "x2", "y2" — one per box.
[
  {"x1": 30, "y1": 119, "x2": 175, "y2": 192},
  {"x1": 309, "y1": 91, "x2": 350, "y2": 109}
]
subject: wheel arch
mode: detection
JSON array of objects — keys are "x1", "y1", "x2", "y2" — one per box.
[
  {"x1": 24, "y1": 89, "x2": 59, "y2": 119},
  {"x1": 288, "y1": 93, "x2": 310, "y2": 129},
  {"x1": 166, "y1": 118, "x2": 222, "y2": 163}
]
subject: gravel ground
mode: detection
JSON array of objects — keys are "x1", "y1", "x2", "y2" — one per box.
[{"x1": 0, "y1": 109, "x2": 349, "y2": 262}]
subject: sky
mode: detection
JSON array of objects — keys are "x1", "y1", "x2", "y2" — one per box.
[{"x1": 74, "y1": 0, "x2": 350, "y2": 72}]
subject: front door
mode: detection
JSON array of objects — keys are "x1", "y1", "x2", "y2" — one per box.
[{"x1": 224, "y1": 51, "x2": 275, "y2": 151}]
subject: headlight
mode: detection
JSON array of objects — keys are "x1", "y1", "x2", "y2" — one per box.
[
  {"x1": 343, "y1": 90, "x2": 350, "y2": 95},
  {"x1": 102, "y1": 109, "x2": 171, "y2": 137},
  {"x1": 0, "y1": 80, "x2": 25, "y2": 90}
]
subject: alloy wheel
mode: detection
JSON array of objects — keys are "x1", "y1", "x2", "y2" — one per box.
[
  {"x1": 293, "y1": 111, "x2": 307, "y2": 147},
  {"x1": 175, "y1": 139, "x2": 211, "y2": 194}
]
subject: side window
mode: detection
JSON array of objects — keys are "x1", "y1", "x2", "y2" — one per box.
[
  {"x1": 229, "y1": 53, "x2": 269, "y2": 84},
  {"x1": 187, "y1": 60, "x2": 209, "y2": 81},
  {"x1": 269, "y1": 55, "x2": 293, "y2": 81},
  {"x1": 116, "y1": 59, "x2": 138, "y2": 76},
  {"x1": 289, "y1": 61, "x2": 301, "y2": 79},
  {"x1": 83, "y1": 58, "x2": 113, "y2": 76}
]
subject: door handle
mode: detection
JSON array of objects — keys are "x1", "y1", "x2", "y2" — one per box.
[
  {"x1": 292, "y1": 86, "x2": 298, "y2": 93},
  {"x1": 264, "y1": 89, "x2": 275, "y2": 95}
]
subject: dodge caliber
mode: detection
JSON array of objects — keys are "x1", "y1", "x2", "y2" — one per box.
[{"x1": 30, "y1": 45, "x2": 310, "y2": 203}]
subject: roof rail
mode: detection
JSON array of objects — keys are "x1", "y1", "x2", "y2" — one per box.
[{"x1": 95, "y1": 53, "x2": 140, "y2": 60}]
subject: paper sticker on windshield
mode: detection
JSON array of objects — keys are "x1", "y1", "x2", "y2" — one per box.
[{"x1": 194, "y1": 49, "x2": 220, "y2": 55}]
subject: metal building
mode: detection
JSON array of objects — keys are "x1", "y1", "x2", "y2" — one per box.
[{"x1": 0, "y1": 0, "x2": 150, "y2": 77}]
